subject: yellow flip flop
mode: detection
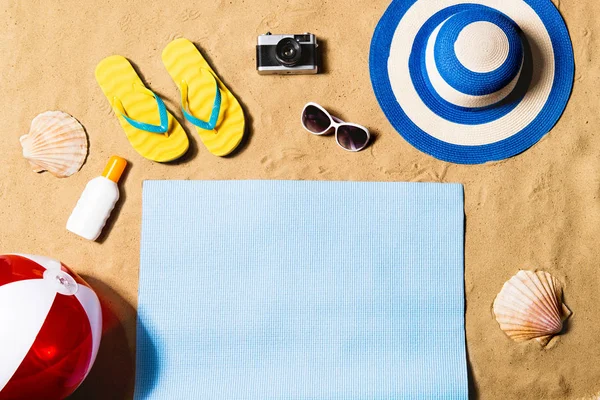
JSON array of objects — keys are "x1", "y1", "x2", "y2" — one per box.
[
  {"x1": 162, "y1": 38, "x2": 245, "y2": 157},
  {"x1": 95, "y1": 55, "x2": 189, "y2": 162}
]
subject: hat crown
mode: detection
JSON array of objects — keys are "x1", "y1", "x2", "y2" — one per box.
[
  {"x1": 454, "y1": 22, "x2": 511, "y2": 74},
  {"x1": 425, "y1": 9, "x2": 524, "y2": 109}
]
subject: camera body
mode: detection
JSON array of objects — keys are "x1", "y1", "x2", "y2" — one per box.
[{"x1": 256, "y1": 33, "x2": 319, "y2": 75}]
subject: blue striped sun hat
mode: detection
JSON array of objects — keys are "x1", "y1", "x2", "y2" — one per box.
[{"x1": 370, "y1": 0, "x2": 574, "y2": 164}]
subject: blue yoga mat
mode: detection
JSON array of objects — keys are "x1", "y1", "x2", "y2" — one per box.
[{"x1": 135, "y1": 181, "x2": 467, "y2": 399}]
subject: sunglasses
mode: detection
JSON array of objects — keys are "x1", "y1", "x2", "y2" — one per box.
[{"x1": 301, "y1": 103, "x2": 371, "y2": 152}]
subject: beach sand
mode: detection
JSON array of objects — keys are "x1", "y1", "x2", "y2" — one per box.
[{"x1": 0, "y1": 0, "x2": 598, "y2": 398}]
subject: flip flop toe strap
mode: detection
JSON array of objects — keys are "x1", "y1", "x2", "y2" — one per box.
[
  {"x1": 112, "y1": 84, "x2": 169, "y2": 135},
  {"x1": 180, "y1": 68, "x2": 222, "y2": 131}
]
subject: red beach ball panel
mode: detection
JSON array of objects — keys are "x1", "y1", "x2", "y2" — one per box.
[{"x1": 0, "y1": 256, "x2": 45, "y2": 285}]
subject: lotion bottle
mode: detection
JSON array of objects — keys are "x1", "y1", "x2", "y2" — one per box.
[{"x1": 67, "y1": 156, "x2": 127, "y2": 241}]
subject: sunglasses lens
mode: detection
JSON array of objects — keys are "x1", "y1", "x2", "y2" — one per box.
[
  {"x1": 337, "y1": 125, "x2": 369, "y2": 151},
  {"x1": 302, "y1": 105, "x2": 332, "y2": 134}
]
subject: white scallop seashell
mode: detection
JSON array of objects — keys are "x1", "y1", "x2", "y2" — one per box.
[
  {"x1": 20, "y1": 111, "x2": 88, "y2": 178},
  {"x1": 493, "y1": 270, "x2": 571, "y2": 347}
]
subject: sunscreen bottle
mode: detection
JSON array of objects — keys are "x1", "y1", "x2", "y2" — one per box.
[{"x1": 66, "y1": 156, "x2": 127, "y2": 241}]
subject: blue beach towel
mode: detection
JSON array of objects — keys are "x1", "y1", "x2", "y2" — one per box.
[{"x1": 135, "y1": 181, "x2": 467, "y2": 399}]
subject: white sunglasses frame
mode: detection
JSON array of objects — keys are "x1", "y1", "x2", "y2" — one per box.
[{"x1": 300, "y1": 102, "x2": 371, "y2": 152}]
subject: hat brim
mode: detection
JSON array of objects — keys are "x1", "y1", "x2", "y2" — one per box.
[{"x1": 370, "y1": 0, "x2": 574, "y2": 164}]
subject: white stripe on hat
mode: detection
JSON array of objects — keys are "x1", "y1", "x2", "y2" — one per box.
[{"x1": 0, "y1": 280, "x2": 57, "y2": 392}]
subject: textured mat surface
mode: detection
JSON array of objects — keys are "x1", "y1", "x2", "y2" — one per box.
[{"x1": 135, "y1": 180, "x2": 467, "y2": 399}]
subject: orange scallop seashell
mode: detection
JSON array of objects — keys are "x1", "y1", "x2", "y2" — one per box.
[
  {"x1": 493, "y1": 270, "x2": 571, "y2": 347},
  {"x1": 20, "y1": 111, "x2": 88, "y2": 178}
]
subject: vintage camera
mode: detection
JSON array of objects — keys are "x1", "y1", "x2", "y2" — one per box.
[{"x1": 256, "y1": 33, "x2": 319, "y2": 75}]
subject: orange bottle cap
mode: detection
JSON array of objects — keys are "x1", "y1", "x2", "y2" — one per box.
[{"x1": 102, "y1": 156, "x2": 127, "y2": 183}]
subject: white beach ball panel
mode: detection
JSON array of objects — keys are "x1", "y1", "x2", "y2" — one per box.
[
  {"x1": 75, "y1": 285, "x2": 103, "y2": 376},
  {"x1": 0, "y1": 280, "x2": 58, "y2": 392}
]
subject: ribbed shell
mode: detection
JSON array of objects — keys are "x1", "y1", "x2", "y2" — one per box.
[
  {"x1": 493, "y1": 270, "x2": 571, "y2": 347},
  {"x1": 20, "y1": 111, "x2": 88, "y2": 178}
]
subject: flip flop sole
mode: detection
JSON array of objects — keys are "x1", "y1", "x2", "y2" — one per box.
[
  {"x1": 162, "y1": 39, "x2": 245, "y2": 157},
  {"x1": 95, "y1": 55, "x2": 189, "y2": 162}
]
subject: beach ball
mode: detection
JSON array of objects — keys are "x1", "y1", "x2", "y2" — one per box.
[{"x1": 0, "y1": 254, "x2": 102, "y2": 400}]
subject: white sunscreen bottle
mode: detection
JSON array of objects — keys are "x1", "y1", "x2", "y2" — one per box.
[{"x1": 67, "y1": 156, "x2": 127, "y2": 241}]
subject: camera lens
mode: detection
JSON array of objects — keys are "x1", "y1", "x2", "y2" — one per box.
[{"x1": 275, "y1": 38, "x2": 302, "y2": 67}]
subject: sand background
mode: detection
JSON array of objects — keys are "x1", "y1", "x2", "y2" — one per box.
[{"x1": 0, "y1": 0, "x2": 597, "y2": 398}]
